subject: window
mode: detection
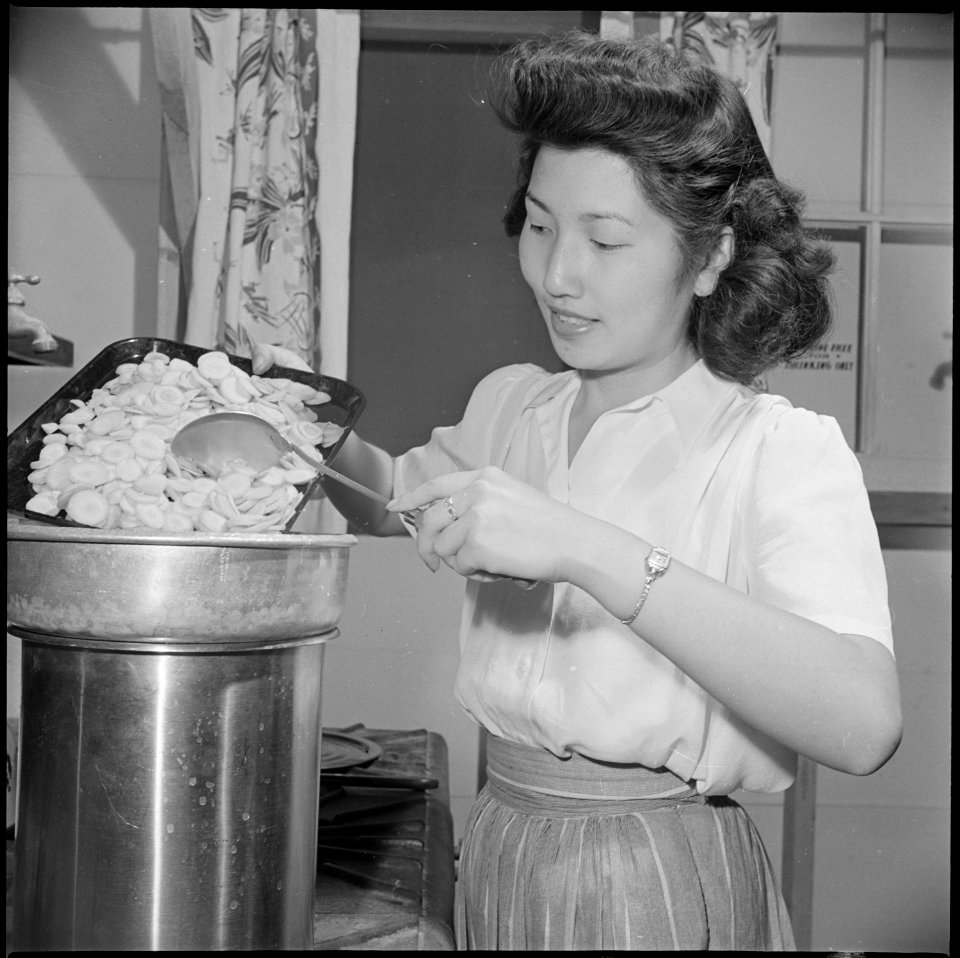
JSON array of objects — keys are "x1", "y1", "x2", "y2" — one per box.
[{"x1": 764, "y1": 13, "x2": 952, "y2": 521}]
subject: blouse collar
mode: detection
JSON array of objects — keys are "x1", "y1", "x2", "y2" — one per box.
[{"x1": 524, "y1": 360, "x2": 744, "y2": 452}]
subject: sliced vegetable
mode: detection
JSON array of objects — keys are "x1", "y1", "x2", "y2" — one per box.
[
  {"x1": 130, "y1": 430, "x2": 167, "y2": 460},
  {"x1": 65, "y1": 489, "x2": 110, "y2": 527},
  {"x1": 44, "y1": 457, "x2": 76, "y2": 491},
  {"x1": 218, "y1": 377, "x2": 249, "y2": 405},
  {"x1": 82, "y1": 437, "x2": 112, "y2": 458},
  {"x1": 67, "y1": 459, "x2": 111, "y2": 487},
  {"x1": 38, "y1": 443, "x2": 68, "y2": 463},
  {"x1": 88, "y1": 409, "x2": 126, "y2": 435},
  {"x1": 101, "y1": 441, "x2": 134, "y2": 463},
  {"x1": 282, "y1": 467, "x2": 317, "y2": 486},
  {"x1": 196, "y1": 351, "x2": 233, "y2": 382},
  {"x1": 284, "y1": 420, "x2": 326, "y2": 446},
  {"x1": 60, "y1": 406, "x2": 94, "y2": 425},
  {"x1": 180, "y1": 490, "x2": 210, "y2": 510},
  {"x1": 218, "y1": 471, "x2": 253, "y2": 498},
  {"x1": 133, "y1": 473, "x2": 167, "y2": 496},
  {"x1": 198, "y1": 509, "x2": 227, "y2": 533},
  {"x1": 134, "y1": 503, "x2": 166, "y2": 529},
  {"x1": 163, "y1": 511, "x2": 196, "y2": 532},
  {"x1": 25, "y1": 348, "x2": 342, "y2": 533},
  {"x1": 115, "y1": 459, "x2": 143, "y2": 482},
  {"x1": 25, "y1": 492, "x2": 60, "y2": 516}
]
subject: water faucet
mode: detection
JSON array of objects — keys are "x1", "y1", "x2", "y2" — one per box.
[{"x1": 8, "y1": 271, "x2": 58, "y2": 353}]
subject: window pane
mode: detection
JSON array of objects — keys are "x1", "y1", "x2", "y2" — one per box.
[
  {"x1": 882, "y1": 27, "x2": 954, "y2": 215},
  {"x1": 886, "y1": 12, "x2": 954, "y2": 51},
  {"x1": 771, "y1": 51, "x2": 864, "y2": 210},
  {"x1": 874, "y1": 231, "x2": 953, "y2": 460},
  {"x1": 764, "y1": 230, "x2": 862, "y2": 446}
]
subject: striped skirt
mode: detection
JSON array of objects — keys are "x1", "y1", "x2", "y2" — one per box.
[{"x1": 455, "y1": 736, "x2": 796, "y2": 951}]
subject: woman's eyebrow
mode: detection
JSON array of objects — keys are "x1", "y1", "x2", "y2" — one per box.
[
  {"x1": 525, "y1": 191, "x2": 636, "y2": 228},
  {"x1": 525, "y1": 191, "x2": 551, "y2": 214}
]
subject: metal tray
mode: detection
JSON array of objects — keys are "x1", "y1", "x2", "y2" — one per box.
[{"x1": 6, "y1": 337, "x2": 366, "y2": 532}]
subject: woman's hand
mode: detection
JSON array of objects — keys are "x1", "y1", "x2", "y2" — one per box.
[
  {"x1": 387, "y1": 466, "x2": 588, "y2": 584},
  {"x1": 251, "y1": 342, "x2": 313, "y2": 375}
]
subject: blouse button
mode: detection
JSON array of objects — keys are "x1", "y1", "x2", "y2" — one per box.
[{"x1": 515, "y1": 656, "x2": 531, "y2": 678}]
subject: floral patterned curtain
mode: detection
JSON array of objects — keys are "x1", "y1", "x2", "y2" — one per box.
[
  {"x1": 599, "y1": 11, "x2": 777, "y2": 156},
  {"x1": 152, "y1": 9, "x2": 359, "y2": 373},
  {"x1": 193, "y1": 9, "x2": 320, "y2": 364}
]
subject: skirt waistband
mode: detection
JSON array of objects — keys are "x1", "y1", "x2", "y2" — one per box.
[{"x1": 486, "y1": 736, "x2": 698, "y2": 803}]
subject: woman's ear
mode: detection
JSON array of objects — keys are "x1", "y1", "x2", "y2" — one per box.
[{"x1": 693, "y1": 228, "x2": 734, "y2": 297}]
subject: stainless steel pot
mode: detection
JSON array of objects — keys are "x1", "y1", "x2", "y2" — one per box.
[
  {"x1": 6, "y1": 520, "x2": 353, "y2": 644},
  {"x1": 7, "y1": 517, "x2": 356, "y2": 951}
]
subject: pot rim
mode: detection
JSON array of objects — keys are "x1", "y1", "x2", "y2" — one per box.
[{"x1": 7, "y1": 513, "x2": 357, "y2": 550}]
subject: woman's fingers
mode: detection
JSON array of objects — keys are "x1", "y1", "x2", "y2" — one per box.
[
  {"x1": 386, "y1": 471, "x2": 481, "y2": 514},
  {"x1": 251, "y1": 342, "x2": 314, "y2": 375},
  {"x1": 412, "y1": 494, "x2": 468, "y2": 570},
  {"x1": 250, "y1": 343, "x2": 275, "y2": 375},
  {"x1": 390, "y1": 467, "x2": 563, "y2": 587},
  {"x1": 408, "y1": 475, "x2": 517, "y2": 577}
]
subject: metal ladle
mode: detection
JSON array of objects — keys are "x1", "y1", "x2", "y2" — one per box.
[
  {"x1": 171, "y1": 414, "x2": 537, "y2": 588},
  {"x1": 170, "y1": 413, "x2": 423, "y2": 529}
]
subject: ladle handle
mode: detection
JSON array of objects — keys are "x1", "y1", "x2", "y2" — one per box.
[{"x1": 291, "y1": 446, "x2": 391, "y2": 506}]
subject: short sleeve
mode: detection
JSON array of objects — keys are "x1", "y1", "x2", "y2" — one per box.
[
  {"x1": 742, "y1": 407, "x2": 894, "y2": 654},
  {"x1": 392, "y1": 364, "x2": 548, "y2": 497}
]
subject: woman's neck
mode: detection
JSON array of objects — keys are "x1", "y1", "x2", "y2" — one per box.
[
  {"x1": 567, "y1": 350, "x2": 699, "y2": 464},
  {"x1": 575, "y1": 347, "x2": 699, "y2": 418}
]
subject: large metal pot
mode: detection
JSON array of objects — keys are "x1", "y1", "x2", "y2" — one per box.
[
  {"x1": 6, "y1": 520, "x2": 353, "y2": 644},
  {"x1": 7, "y1": 516, "x2": 356, "y2": 951}
]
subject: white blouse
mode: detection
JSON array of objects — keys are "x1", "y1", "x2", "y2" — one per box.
[{"x1": 393, "y1": 360, "x2": 894, "y2": 795}]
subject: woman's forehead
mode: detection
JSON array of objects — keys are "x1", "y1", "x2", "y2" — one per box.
[{"x1": 529, "y1": 146, "x2": 655, "y2": 221}]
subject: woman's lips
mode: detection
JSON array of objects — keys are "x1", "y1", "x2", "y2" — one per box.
[{"x1": 548, "y1": 307, "x2": 597, "y2": 336}]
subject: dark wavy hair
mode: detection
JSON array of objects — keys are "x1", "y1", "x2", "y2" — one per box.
[{"x1": 491, "y1": 32, "x2": 835, "y2": 384}]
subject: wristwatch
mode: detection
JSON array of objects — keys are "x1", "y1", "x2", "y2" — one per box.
[{"x1": 620, "y1": 546, "x2": 671, "y2": 626}]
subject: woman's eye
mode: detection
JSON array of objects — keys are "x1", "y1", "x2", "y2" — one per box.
[
  {"x1": 592, "y1": 239, "x2": 624, "y2": 251},
  {"x1": 528, "y1": 222, "x2": 549, "y2": 234}
]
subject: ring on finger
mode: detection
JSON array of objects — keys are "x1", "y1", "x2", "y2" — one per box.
[{"x1": 443, "y1": 496, "x2": 459, "y2": 522}]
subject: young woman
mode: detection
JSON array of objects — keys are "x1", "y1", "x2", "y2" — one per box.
[{"x1": 257, "y1": 31, "x2": 901, "y2": 951}]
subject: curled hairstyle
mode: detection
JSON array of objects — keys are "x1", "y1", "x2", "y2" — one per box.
[{"x1": 491, "y1": 32, "x2": 835, "y2": 384}]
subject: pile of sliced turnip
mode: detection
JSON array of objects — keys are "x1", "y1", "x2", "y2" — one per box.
[{"x1": 24, "y1": 349, "x2": 345, "y2": 533}]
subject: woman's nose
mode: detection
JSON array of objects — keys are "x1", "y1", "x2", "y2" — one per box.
[{"x1": 543, "y1": 240, "x2": 582, "y2": 298}]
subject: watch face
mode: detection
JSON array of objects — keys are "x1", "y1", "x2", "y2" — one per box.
[{"x1": 648, "y1": 548, "x2": 670, "y2": 573}]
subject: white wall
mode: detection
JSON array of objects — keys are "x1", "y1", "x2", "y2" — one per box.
[
  {"x1": 8, "y1": 7, "x2": 161, "y2": 374},
  {"x1": 7, "y1": 6, "x2": 161, "y2": 736},
  {"x1": 320, "y1": 539, "x2": 481, "y2": 837}
]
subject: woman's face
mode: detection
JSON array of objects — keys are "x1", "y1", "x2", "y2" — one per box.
[{"x1": 519, "y1": 146, "x2": 703, "y2": 394}]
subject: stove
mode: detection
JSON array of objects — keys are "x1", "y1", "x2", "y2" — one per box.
[{"x1": 312, "y1": 726, "x2": 456, "y2": 950}]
